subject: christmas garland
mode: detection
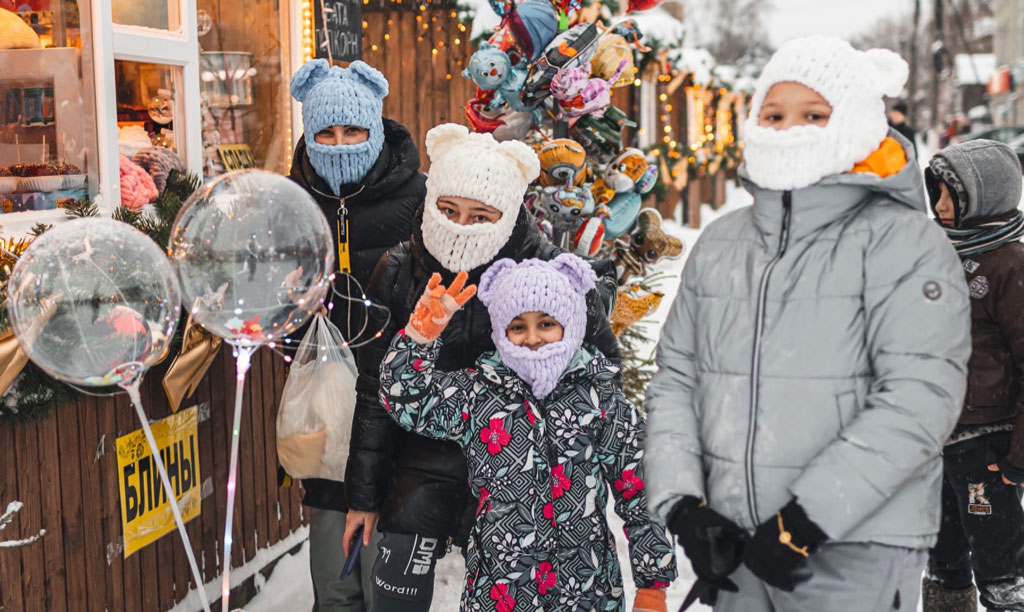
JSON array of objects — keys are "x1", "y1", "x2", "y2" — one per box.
[{"x1": 0, "y1": 170, "x2": 200, "y2": 425}]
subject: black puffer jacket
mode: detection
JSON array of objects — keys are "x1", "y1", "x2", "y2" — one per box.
[
  {"x1": 288, "y1": 118, "x2": 425, "y2": 512},
  {"x1": 345, "y1": 205, "x2": 621, "y2": 544}
]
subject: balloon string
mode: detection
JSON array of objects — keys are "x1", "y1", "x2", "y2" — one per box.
[
  {"x1": 221, "y1": 344, "x2": 254, "y2": 612},
  {"x1": 122, "y1": 379, "x2": 212, "y2": 612}
]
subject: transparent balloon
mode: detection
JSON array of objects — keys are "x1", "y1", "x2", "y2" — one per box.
[
  {"x1": 168, "y1": 169, "x2": 334, "y2": 347},
  {"x1": 8, "y1": 217, "x2": 182, "y2": 387}
]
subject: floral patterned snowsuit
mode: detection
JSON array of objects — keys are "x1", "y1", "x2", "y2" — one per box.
[{"x1": 380, "y1": 331, "x2": 677, "y2": 612}]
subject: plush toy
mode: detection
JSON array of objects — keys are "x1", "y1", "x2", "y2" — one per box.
[
  {"x1": 591, "y1": 148, "x2": 657, "y2": 205},
  {"x1": 0, "y1": 8, "x2": 41, "y2": 49},
  {"x1": 521, "y1": 23, "x2": 601, "y2": 107},
  {"x1": 610, "y1": 286, "x2": 664, "y2": 335},
  {"x1": 570, "y1": 105, "x2": 636, "y2": 165},
  {"x1": 550, "y1": 59, "x2": 628, "y2": 120},
  {"x1": 464, "y1": 43, "x2": 532, "y2": 114},
  {"x1": 537, "y1": 139, "x2": 591, "y2": 188},
  {"x1": 465, "y1": 98, "x2": 534, "y2": 141},
  {"x1": 535, "y1": 185, "x2": 597, "y2": 232},
  {"x1": 592, "y1": 34, "x2": 636, "y2": 87},
  {"x1": 614, "y1": 209, "x2": 683, "y2": 284},
  {"x1": 626, "y1": 0, "x2": 660, "y2": 14},
  {"x1": 498, "y1": 0, "x2": 560, "y2": 62},
  {"x1": 607, "y1": 19, "x2": 651, "y2": 52},
  {"x1": 601, "y1": 192, "x2": 643, "y2": 239},
  {"x1": 573, "y1": 217, "x2": 606, "y2": 257}
]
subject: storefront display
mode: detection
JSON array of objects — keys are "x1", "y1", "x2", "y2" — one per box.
[
  {"x1": 0, "y1": 1, "x2": 96, "y2": 227},
  {"x1": 0, "y1": 0, "x2": 298, "y2": 235}
]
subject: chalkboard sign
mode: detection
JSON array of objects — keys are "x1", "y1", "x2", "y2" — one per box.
[{"x1": 314, "y1": 0, "x2": 363, "y2": 63}]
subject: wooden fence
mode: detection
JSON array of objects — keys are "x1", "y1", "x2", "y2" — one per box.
[{"x1": 0, "y1": 346, "x2": 302, "y2": 611}]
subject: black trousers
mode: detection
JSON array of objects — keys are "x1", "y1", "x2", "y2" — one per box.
[
  {"x1": 928, "y1": 432, "x2": 1024, "y2": 611},
  {"x1": 370, "y1": 531, "x2": 443, "y2": 612}
]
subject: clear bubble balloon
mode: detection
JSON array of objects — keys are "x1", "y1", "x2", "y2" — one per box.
[
  {"x1": 168, "y1": 169, "x2": 333, "y2": 347},
  {"x1": 8, "y1": 218, "x2": 182, "y2": 387}
]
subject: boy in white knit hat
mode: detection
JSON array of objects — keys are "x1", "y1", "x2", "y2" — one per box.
[
  {"x1": 645, "y1": 35, "x2": 971, "y2": 611},
  {"x1": 344, "y1": 124, "x2": 621, "y2": 612}
]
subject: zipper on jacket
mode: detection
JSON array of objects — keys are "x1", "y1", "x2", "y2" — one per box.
[{"x1": 744, "y1": 190, "x2": 793, "y2": 526}]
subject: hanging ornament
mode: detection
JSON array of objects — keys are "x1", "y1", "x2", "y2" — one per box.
[
  {"x1": 148, "y1": 89, "x2": 174, "y2": 125},
  {"x1": 196, "y1": 9, "x2": 213, "y2": 37}
]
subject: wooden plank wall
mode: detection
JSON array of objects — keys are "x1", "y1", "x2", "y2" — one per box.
[
  {"x1": 0, "y1": 346, "x2": 300, "y2": 611},
  {"x1": 362, "y1": 0, "x2": 480, "y2": 171}
]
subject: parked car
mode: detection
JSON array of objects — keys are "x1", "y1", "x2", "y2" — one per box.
[
  {"x1": 952, "y1": 125, "x2": 1024, "y2": 146},
  {"x1": 1007, "y1": 133, "x2": 1024, "y2": 171}
]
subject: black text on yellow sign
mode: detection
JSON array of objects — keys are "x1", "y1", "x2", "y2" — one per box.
[{"x1": 116, "y1": 406, "x2": 201, "y2": 557}]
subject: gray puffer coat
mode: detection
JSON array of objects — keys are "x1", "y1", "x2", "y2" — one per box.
[{"x1": 644, "y1": 134, "x2": 972, "y2": 548}]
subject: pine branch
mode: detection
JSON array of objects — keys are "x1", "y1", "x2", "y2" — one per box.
[{"x1": 62, "y1": 198, "x2": 99, "y2": 219}]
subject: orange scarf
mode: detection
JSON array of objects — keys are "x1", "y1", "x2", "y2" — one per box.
[{"x1": 850, "y1": 137, "x2": 907, "y2": 178}]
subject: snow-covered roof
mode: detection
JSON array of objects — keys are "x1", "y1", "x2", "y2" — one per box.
[
  {"x1": 668, "y1": 47, "x2": 716, "y2": 85},
  {"x1": 954, "y1": 53, "x2": 996, "y2": 87},
  {"x1": 619, "y1": 6, "x2": 685, "y2": 49}
]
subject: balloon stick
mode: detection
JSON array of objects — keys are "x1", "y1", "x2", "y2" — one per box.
[
  {"x1": 122, "y1": 379, "x2": 212, "y2": 612},
  {"x1": 220, "y1": 344, "x2": 255, "y2": 612}
]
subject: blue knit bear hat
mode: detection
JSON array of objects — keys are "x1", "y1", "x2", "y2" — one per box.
[{"x1": 290, "y1": 59, "x2": 389, "y2": 195}]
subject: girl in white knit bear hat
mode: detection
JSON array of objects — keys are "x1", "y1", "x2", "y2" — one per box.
[
  {"x1": 644, "y1": 35, "x2": 972, "y2": 611},
  {"x1": 343, "y1": 124, "x2": 621, "y2": 612}
]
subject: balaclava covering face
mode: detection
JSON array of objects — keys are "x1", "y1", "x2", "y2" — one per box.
[
  {"x1": 290, "y1": 59, "x2": 389, "y2": 195},
  {"x1": 421, "y1": 124, "x2": 540, "y2": 272},
  {"x1": 742, "y1": 35, "x2": 910, "y2": 191},
  {"x1": 477, "y1": 254, "x2": 595, "y2": 399}
]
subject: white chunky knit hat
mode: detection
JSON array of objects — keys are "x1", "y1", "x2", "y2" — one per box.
[
  {"x1": 742, "y1": 35, "x2": 910, "y2": 191},
  {"x1": 422, "y1": 124, "x2": 540, "y2": 272}
]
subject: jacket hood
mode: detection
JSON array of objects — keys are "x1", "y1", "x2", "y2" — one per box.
[
  {"x1": 925, "y1": 139, "x2": 1023, "y2": 227},
  {"x1": 290, "y1": 117, "x2": 421, "y2": 205},
  {"x1": 740, "y1": 129, "x2": 925, "y2": 243}
]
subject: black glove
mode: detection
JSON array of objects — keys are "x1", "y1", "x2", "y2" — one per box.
[
  {"x1": 997, "y1": 457, "x2": 1024, "y2": 484},
  {"x1": 667, "y1": 496, "x2": 746, "y2": 605},
  {"x1": 741, "y1": 499, "x2": 828, "y2": 592}
]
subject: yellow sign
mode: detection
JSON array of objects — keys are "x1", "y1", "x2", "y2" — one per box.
[
  {"x1": 116, "y1": 406, "x2": 201, "y2": 557},
  {"x1": 218, "y1": 144, "x2": 257, "y2": 171}
]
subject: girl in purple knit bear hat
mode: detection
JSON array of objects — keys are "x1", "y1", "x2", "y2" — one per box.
[{"x1": 379, "y1": 253, "x2": 676, "y2": 612}]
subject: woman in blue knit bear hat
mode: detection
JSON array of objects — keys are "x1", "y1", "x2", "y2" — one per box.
[{"x1": 287, "y1": 58, "x2": 426, "y2": 612}]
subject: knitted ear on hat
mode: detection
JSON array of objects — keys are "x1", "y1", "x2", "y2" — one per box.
[
  {"x1": 345, "y1": 61, "x2": 390, "y2": 99},
  {"x1": 549, "y1": 253, "x2": 596, "y2": 295},
  {"x1": 289, "y1": 58, "x2": 330, "y2": 102},
  {"x1": 426, "y1": 123, "x2": 471, "y2": 163},
  {"x1": 499, "y1": 139, "x2": 542, "y2": 185},
  {"x1": 865, "y1": 49, "x2": 909, "y2": 97},
  {"x1": 478, "y1": 258, "x2": 518, "y2": 307}
]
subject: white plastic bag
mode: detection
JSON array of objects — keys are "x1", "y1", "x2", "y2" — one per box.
[{"x1": 276, "y1": 314, "x2": 358, "y2": 481}]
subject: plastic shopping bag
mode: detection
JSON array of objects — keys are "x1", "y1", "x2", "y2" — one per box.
[{"x1": 276, "y1": 313, "x2": 358, "y2": 481}]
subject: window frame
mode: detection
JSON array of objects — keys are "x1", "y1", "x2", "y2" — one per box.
[{"x1": 90, "y1": 0, "x2": 202, "y2": 212}]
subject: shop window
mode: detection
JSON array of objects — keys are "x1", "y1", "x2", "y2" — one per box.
[
  {"x1": 195, "y1": 1, "x2": 292, "y2": 177},
  {"x1": 0, "y1": 0, "x2": 98, "y2": 227},
  {"x1": 114, "y1": 60, "x2": 185, "y2": 165},
  {"x1": 111, "y1": 0, "x2": 180, "y2": 32}
]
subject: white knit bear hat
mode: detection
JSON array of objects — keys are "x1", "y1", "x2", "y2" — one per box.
[
  {"x1": 742, "y1": 35, "x2": 909, "y2": 191},
  {"x1": 422, "y1": 123, "x2": 541, "y2": 272}
]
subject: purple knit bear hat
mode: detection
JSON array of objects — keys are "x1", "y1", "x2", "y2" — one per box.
[{"x1": 478, "y1": 254, "x2": 596, "y2": 398}]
